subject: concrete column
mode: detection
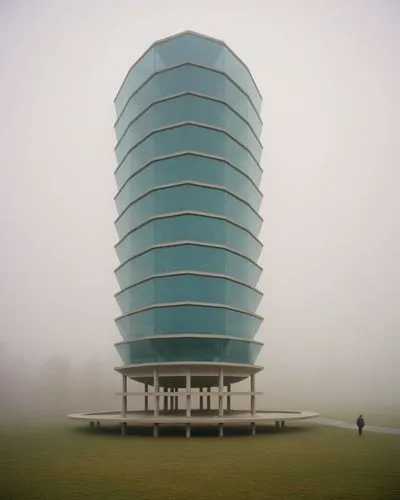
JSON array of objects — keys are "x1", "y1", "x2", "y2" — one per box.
[
  {"x1": 153, "y1": 367, "x2": 159, "y2": 417},
  {"x1": 250, "y1": 422, "x2": 256, "y2": 436},
  {"x1": 227, "y1": 383, "x2": 231, "y2": 412},
  {"x1": 153, "y1": 423, "x2": 159, "y2": 437},
  {"x1": 199, "y1": 387, "x2": 203, "y2": 411},
  {"x1": 122, "y1": 374, "x2": 127, "y2": 417},
  {"x1": 207, "y1": 387, "x2": 211, "y2": 411},
  {"x1": 218, "y1": 368, "x2": 224, "y2": 417},
  {"x1": 250, "y1": 373, "x2": 256, "y2": 416},
  {"x1": 175, "y1": 388, "x2": 179, "y2": 411},
  {"x1": 144, "y1": 384, "x2": 149, "y2": 412},
  {"x1": 186, "y1": 370, "x2": 191, "y2": 438},
  {"x1": 170, "y1": 388, "x2": 175, "y2": 411},
  {"x1": 186, "y1": 369, "x2": 191, "y2": 417},
  {"x1": 218, "y1": 422, "x2": 224, "y2": 437},
  {"x1": 121, "y1": 422, "x2": 127, "y2": 435},
  {"x1": 163, "y1": 387, "x2": 168, "y2": 411}
]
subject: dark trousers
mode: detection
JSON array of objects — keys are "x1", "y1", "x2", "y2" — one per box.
[{"x1": 358, "y1": 426, "x2": 363, "y2": 436}]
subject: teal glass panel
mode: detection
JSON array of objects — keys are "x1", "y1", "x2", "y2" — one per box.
[
  {"x1": 115, "y1": 48, "x2": 156, "y2": 116},
  {"x1": 114, "y1": 33, "x2": 264, "y2": 368},
  {"x1": 154, "y1": 33, "x2": 223, "y2": 72},
  {"x1": 116, "y1": 337, "x2": 262, "y2": 364},
  {"x1": 115, "y1": 184, "x2": 262, "y2": 240},
  {"x1": 116, "y1": 304, "x2": 263, "y2": 340},
  {"x1": 115, "y1": 94, "x2": 262, "y2": 163},
  {"x1": 115, "y1": 244, "x2": 262, "y2": 289},
  {"x1": 116, "y1": 274, "x2": 262, "y2": 314},
  {"x1": 219, "y1": 45, "x2": 262, "y2": 113},
  {"x1": 153, "y1": 34, "x2": 261, "y2": 113},
  {"x1": 115, "y1": 64, "x2": 262, "y2": 141},
  {"x1": 115, "y1": 155, "x2": 262, "y2": 215},
  {"x1": 115, "y1": 125, "x2": 261, "y2": 190},
  {"x1": 115, "y1": 214, "x2": 263, "y2": 264}
]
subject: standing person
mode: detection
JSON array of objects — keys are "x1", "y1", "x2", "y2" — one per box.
[{"x1": 356, "y1": 414, "x2": 365, "y2": 436}]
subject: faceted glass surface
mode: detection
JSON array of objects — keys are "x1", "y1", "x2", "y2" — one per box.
[
  {"x1": 116, "y1": 337, "x2": 262, "y2": 365},
  {"x1": 116, "y1": 304, "x2": 263, "y2": 341},
  {"x1": 115, "y1": 154, "x2": 263, "y2": 215},
  {"x1": 115, "y1": 243, "x2": 262, "y2": 290},
  {"x1": 115, "y1": 124, "x2": 262, "y2": 190},
  {"x1": 115, "y1": 64, "x2": 262, "y2": 142},
  {"x1": 113, "y1": 32, "x2": 264, "y2": 366},
  {"x1": 116, "y1": 274, "x2": 262, "y2": 314},
  {"x1": 115, "y1": 213, "x2": 263, "y2": 264},
  {"x1": 115, "y1": 184, "x2": 263, "y2": 240}
]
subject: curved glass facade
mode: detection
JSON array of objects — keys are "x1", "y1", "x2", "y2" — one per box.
[
  {"x1": 116, "y1": 337, "x2": 262, "y2": 365},
  {"x1": 115, "y1": 243, "x2": 262, "y2": 290},
  {"x1": 115, "y1": 32, "x2": 262, "y2": 117},
  {"x1": 116, "y1": 304, "x2": 263, "y2": 341},
  {"x1": 116, "y1": 274, "x2": 263, "y2": 313},
  {"x1": 115, "y1": 94, "x2": 262, "y2": 163},
  {"x1": 115, "y1": 184, "x2": 263, "y2": 240},
  {"x1": 115, "y1": 213, "x2": 262, "y2": 263},
  {"x1": 115, "y1": 124, "x2": 262, "y2": 190},
  {"x1": 114, "y1": 31, "x2": 264, "y2": 366},
  {"x1": 115, "y1": 154, "x2": 263, "y2": 215},
  {"x1": 115, "y1": 64, "x2": 262, "y2": 141}
]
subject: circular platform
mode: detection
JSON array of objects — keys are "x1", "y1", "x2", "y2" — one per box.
[{"x1": 68, "y1": 409, "x2": 319, "y2": 425}]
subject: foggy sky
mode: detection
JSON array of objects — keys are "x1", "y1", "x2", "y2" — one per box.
[{"x1": 1, "y1": 0, "x2": 399, "y2": 405}]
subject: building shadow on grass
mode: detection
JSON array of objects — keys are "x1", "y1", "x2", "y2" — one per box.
[{"x1": 71, "y1": 423, "x2": 314, "y2": 438}]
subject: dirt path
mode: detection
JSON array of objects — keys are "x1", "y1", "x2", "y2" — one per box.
[{"x1": 314, "y1": 417, "x2": 400, "y2": 435}]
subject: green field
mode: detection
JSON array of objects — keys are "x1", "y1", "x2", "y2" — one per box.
[{"x1": 1, "y1": 422, "x2": 399, "y2": 500}]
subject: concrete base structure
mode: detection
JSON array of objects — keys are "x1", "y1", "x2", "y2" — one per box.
[
  {"x1": 68, "y1": 362, "x2": 318, "y2": 437},
  {"x1": 68, "y1": 409, "x2": 319, "y2": 436}
]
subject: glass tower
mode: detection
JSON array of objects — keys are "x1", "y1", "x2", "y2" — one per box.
[
  {"x1": 113, "y1": 31, "x2": 263, "y2": 369},
  {"x1": 68, "y1": 33, "x2": 316, "y2": 435}
]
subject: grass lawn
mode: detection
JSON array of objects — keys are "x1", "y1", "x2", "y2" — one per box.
[{"x1": 1, "y1": 422, "x2": 399, "y2": 500}]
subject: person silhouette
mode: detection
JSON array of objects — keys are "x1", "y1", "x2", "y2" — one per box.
[{"x1": 356, "y1": 414, "x2": 365, "y2": 436}]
